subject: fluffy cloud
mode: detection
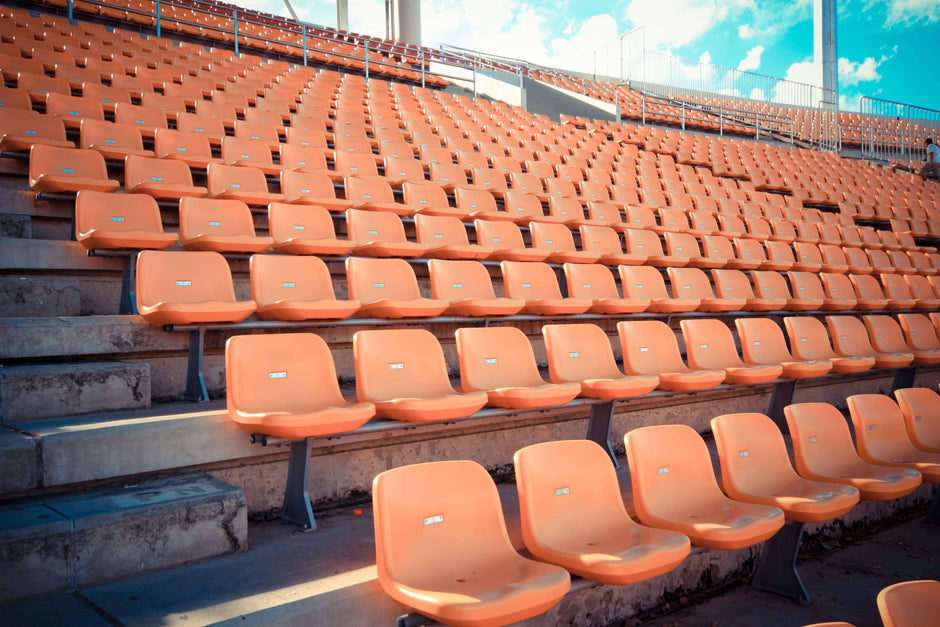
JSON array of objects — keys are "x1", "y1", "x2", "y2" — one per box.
[
  {"x1": 737, "y1": 45, "x2": 764, "y2": 72},
  {"x1": 624, "y1": 0, "x2": 747, "y2": 51},
  {"x1": 838, "y1": 49, "x2": 895, "y2": 87},
  {"x1": 749, "y1": 87, "x2": 765, "y2": 100},
  {"x1": 883, "y1": 0, "x2": 940, "y2": 26}
]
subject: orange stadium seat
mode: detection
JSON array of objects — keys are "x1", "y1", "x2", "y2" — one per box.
[
  {"x1": 267, "y1": 202, "x2": 354, "y2": 256},
  {"x1": 563, "y1": 263, "x2": 649, "y2": 314},
  {"x1": 0, "y1": 108, "x2": 73, "y2": 152},
  {"x1": 514, "y1": 439, "x2": 689, "y2": 583},
  {"x1": 667, "y1": 267, "x2": 744, "y2": 312},
  {"x1": 415, "y1": 213, "x2": 490, "y2": 260},
  {"x1": 735, "y1": 317, "x2": 832, "y2": 379},
  {"x1": 785, "y1": 402, "x2": 922, "y2": 501},
  {"x1": 847, "y1": 394, "x2": 940, "y2": 482},
  {"x1": 178, "y1": 197, "x2": 273, "y2": 253},
  {"x1": 826, "y1": 315, "x2": 914, "y2": 369},
  {"x1": 455, "y1": 326, "x2": 581, "y2": 409},
  {"x1": 346, "y1": 208, "x2": 428, "y2": 258},
  {"x1": 618, "y1": 319, "x2": 725, "y2": 391},
  {"x1": 624, "y1": 424, "x2": 785, "y2": 550},
  {"x1": 877, "y1": 580, "x2": 940, "y2": 627},
  {"x1": 354, "y1": 329, "x2": 488, "y2": 421},
  {"x1": 474, "y1": 219, "x2": 549, "y2": 262},
  {"x1": 28, "y1": 144, "x2": 119, "y2": 194},
  {"x1": 784, "y1": 316, "x2": 875, "y2": 374},
  {"x1": 225, "y1": 332, "x2": 374, "y2": 439},
  {"x1": 681, "y1": 318, "x2": 782, "y2": 384},
  {"x1": 207, "y1": 163, "x2": 284, "y2": 205},
  {"x1": 528, "y1": 221, "x2": 600, "y2": 264},
  {"x1": 125, "y1": 154, "x2": 207, "y2": 200},
  {"x1": 75, "y1": 189, "x2": 178, "y2": 250},
  {"x1": 372, "y1": 460, "x2": 569, "y2": 624},
  {"x1": 346, "y1": 256, "x2": 448, "y2": 318},
  {"x1": 427, "y1": 258, "x2": 524, "y2": 316},
  {"x1": 542, "y1": 323, "x2": 659, "y2": 399},
  {"x1": 500, "y1": 260, "x2": 592, "y2": 315},
  {"x1": 135, "y1": 249, "x2": 256, "y2": 326},
  {"x1": 894, "y1": 387, "x2": 940, "y2": 454},
  {"x1": 249, "y1": 254, "x2": 359, "y2": 321},
  {"x1": 619, "y1": 265, "x2": 698, "y2": 313}
]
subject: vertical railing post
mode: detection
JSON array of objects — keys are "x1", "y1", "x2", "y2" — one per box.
[
  {"x1": 68, "y1": 0, "x2": 73, "y2": 21},
  {"x1": 155, "y1": 0, "x2": 161, "y2": 37},
  {"x1": 364, "y1": 39, "x2": 369, "y2": 79},
  {"x1": 420, "y1": 49, "x2": 425, "y2": 88},
  {"x1": 302, "y1": 26, "x2": 307, "y2": 67},
  {"x1": 233, "y1": 9, "x2": 239, "y2": 55}
]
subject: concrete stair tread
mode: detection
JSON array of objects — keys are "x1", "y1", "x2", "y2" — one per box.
[{"x1": 0, "y1": 473, "x2": 246, "y2": 604}]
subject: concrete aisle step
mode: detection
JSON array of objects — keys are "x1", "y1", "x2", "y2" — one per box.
[
  {"x1": 0, "y1": 361, "x2": 151, "y2": 423},
  {"x1": 0, "y1": 473, "x2": 246, "y2": 605},
  {"x1": 4, "y1": 475, "x2": 934, "y2": 626},
  {"x1": 0, "y1": 277, "x2": 80, "y2": 318}
]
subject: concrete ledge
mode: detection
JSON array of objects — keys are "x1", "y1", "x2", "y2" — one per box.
[
  {"x1": 0, "y1": 277, "x2": 80, "y2": 318},
  {"x1": 0, "y1": 239, "x2": 123, "y2": 272},
  {"x1": 0, "y1": 362, "x2": 150, "y2": 423},
  {"x1": 0, "y1": 214, "x2": 30, "y2": 239},
  {"x1": 0, "y1": 474, "x2": 246, "y2": 604},
  {"x1": 0, "y1": 429, "x2": 38, "y2": 493}
]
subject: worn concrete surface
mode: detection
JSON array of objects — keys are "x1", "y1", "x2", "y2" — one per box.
[
  {"x1": 0, "y1": 474, "x2": 246, "y2": 604},
  {"x1": 0, "y1": 213, "x2": 30, "y2": 239},
  {"x1": 0, "y1": 238, "x2": 123, "y2": 272},
  {"x1": 0, "y1": 428, "x2": 37, "y2": 493},
  {"x1": 0, "y1": 276, "x2": 80, "y2": 318},
  {"x1": 4, "y1": 478, "x2": 934, "y2": 627},
  {"x1": 0, "y1": 361, "x2": 150, "y2": 423}
]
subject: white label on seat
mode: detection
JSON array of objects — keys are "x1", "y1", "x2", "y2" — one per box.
[
  {"x1": 368, "y1": 230, "x2": 378, "y2": 235},
  {"x1": 433, "y1": 234, "x2": 443, "y2": 239},
  {"x1": 554, "y1": 487, "x2": 570, "y2": 496},
  {"x1": 175, "y1": 280, "x2": 192, "y2": 286},
  {"x1": 301, "y1": 189, "x2": 310, "y2": 193},
  {"x1": 152, "y1": 177, "x2": 163, "y2": 181},
  {"x1": 106, "y1": 139, "x2": 116, "y2": 144},
  {"x1": 568, "y1": 352, "x2": 580, "y2": 358},
  {"x1": 700, "y1": 344, "x2": 708, "y2": 349},
  {"x1": 522, "y1": 283, "x2": 532, "y2": 288},
  {"x1": 423, "y1": 514, "x2": 443, "y2": 526},
  {"x1": 640, "y1": 347, "x2": 649, "y2": 352},
  {"x1": 753, "y1": 341, "x2": 760, "y2": 346},
  {"x1": 869, "y1": 425, "x2": 876, "y2": 430},
  {"x1": 915, "y1": 416, "x2": 922, "y2": 421},
  {"x1": 451, "y1": 283, "x2": 462, "y2": 288},
  {"x1": 657, "y1": 466, "x2": 670, "y2": 474},
  {"x1": 582, "y1": 284, "x2": 591, "y2": 288},
  {"x1": 62, "y1": 168, "x2": 75, "y2": 173},
  {"x1": 110, "y1": 216, "x2": 125, "y2": 222},
  {"x1": 739, "y1": 450, "x2": 750, "y2": 457},
  {"x1": 231, "y1": 184, "x2": 241, "y2": 188},
  {"x1": 389, "y1": 363, "x2": 404, "y2": 370},
  {"x1": 208, "y1": 221, "x2": 221, "y2": 226},
  {"x1": 269, "y1": 371, "x2": 287, "y2": 379},
  {"x1": 373, "y1": 283, "x2": 385, "y2": 288},
  {"x1": 492, "y1": 238, "x2": 501, "y2": 243},
  {"x1": 293, "y1": 225, "x2": 304, "y2": 230},
  {"x1": 484, "y1": 358, "x2": 498, "y2": 365},
  {"x1": 363, "y1": 194, "x2": 371, "y2": 199},
  {"x1": 876, "y1": 334, "x2": 882, "y2": 338},
  {"x1": 800, "y1": 337, "x2": 807, "y2": 342},
  {"x1": 281, "y1": 282, "x2": 295, "y2": 288},
  {"x1": 546, "y1": 240, "x2": 553, "y2": 244},
  {"x1": 841, "y1": 335, "x2": 847, "y2": 340},
  {"x1": 808, "y1": 436, "x2": 817, "y2": 443}
]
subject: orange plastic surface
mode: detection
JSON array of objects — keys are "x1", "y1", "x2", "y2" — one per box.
[
  {"x1": 618, "y1": 320, "x2": 725, "y2": 391},
  {"x1": 75, "y1": 189, "x2": 178, "y2": 250},
  {"x1": 250, "y1": 255, "x2": 359, "y2": 321}
]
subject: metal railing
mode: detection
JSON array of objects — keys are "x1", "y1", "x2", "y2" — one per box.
[{"x1": 859, "y1": 96, "x2": 940, "y2": 166}]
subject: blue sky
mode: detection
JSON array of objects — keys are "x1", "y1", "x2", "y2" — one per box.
[{"x1": 235, "y1": 0, "x2": 939, "y2": 112}]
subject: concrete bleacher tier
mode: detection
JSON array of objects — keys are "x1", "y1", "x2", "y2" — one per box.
[{"x1": 1, "y1": 2, "x2": 939, "y2": 624}]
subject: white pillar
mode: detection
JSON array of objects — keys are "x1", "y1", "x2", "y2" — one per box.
[
  {"x1": 814, "y1": 0, "x2": 837, "y2": 108},
  {"x1": 397, "y1": 0, "x2": 421, "y2": 46},
  {"x1": 336, "y1": 0, "x2": 348, "y2": 31}
]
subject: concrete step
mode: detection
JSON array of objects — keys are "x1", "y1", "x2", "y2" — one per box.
[
  {"x1": 0, "y1": 473, "x2": 246, "y2": 605},
  {"x1": 0, "y1": 361, "x2": 150, "y2": 424},
  {"x1": 0, "y1": 214, "x2": 30, "y2": 239},
  {"x1": 3, "y1": 477, "x2": 934, "y2": 625},
  {"x1": 0, "y1": 277, "x2": 80, "y2": 318}
]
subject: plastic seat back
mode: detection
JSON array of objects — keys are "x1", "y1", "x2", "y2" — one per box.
[
  {"x1": 667, "y1": 267, "x2": 719, "y2": 300},
  {"x1": 826, "y1": 315, "x2": 878, "y2": 357},
  {"x1": 347, "y1": 208, "x2": 410, "y2": 246},
  {"x1": 863, "y1": 315, "x2": 913, "y2": 354},
  {"x1": 820, "y1": 273, "x2": 858, "y2": 305},
  {"x1": 0, "y1": 107, "x2": 71, "y2": 152},
  {"x1": 75, "y1": 189, "x2": 176, "y2": 250},
  {"x1": 354, "y1": 328, "x2": 467, "y2": 402},
  {"x1": 80, "y1": 120, "x2": 149, "y2": 159},
  {"x1": 784, "y1": 316, "x2": 838, "y2": 361},
  {"x1": 501, "y1": 260, "x2": 564, "y2": 300},
  {"x1": 680, "y1": 318, "x2": 748, "y2": 370},
  {"x1": 454, "y1": 186, "x2": 499, "y2": 215},
  {"x1": 735, "y1": 318, "x2": 798, "y2": 365},
  {"x1": 877, "y1": 580, "x2": 940, "y2": 627},
  {"x1": 894, "y1": 387, "x2": 940, "y2": 453},
  {"x1": 414, "y1": 213, "x2": 475, "y2": 248},
  {"x1": 226, "y1": 332, "x2": 374, "y2": 438},
  {"x1": 619, "y1": 265, "x2": 672, "y2": 300},
  {"x1": 752, "y1": 270, "x2": 794, "y2": 300},
  {"x1": 851, "y1": 273, "x2": 888, "y2": 301},
  {"x1": 155, "y1": 128, "x2": 216, "y2": 165},
  {"x1": 428, "y1": 258, "x2": 498, "y2": 300},
  {"x1": 250, "y1": 254, "x2": 341, "y2": 307},
  {"x1": 788, "y1": 271, "x2": 827, "y2": 300},
  {"x1": 847, "y1": 394, "x2": 933, "y2": 466},
  {"x1": 712, "y1": 269, "x2": 757, "y2": 300},
  {"x1": 564, "y1": 263, "x2": 622, "y2": 300},
  {"x1": 617, "y1": 319, "x2": 690, "y2": 375},
  {"x1": 543, "y1": 323, "x2": 629, "y2": 383},
  {"x1": 28, "y1": 144, "x2": 118, "y2": 193},
  {"x1": 529, "y1": 221, "x2": 581, "y2": 255},
  {"x1": 179, "y1": 197, "x2": 260, "y2": 243},
  {"x1": 372, "y1": 459, "x2": 570, "y2": 626},
  {"x1": 136, "y1": 249, "x2": 249, "y2": 319},
  {"x1": 898, "y1": 313, "x2": 940, "y2": 350},
  {"x1": 125, "y1": 154, "x2": 204, "y2": 197},
  {"x1": 346, "y1": 256, "x2": 423, "y2": 302},
  {"x1": 624, "y1": 228, "x2": 668, "y2": 257},
  {"x1": 455, "y1": 326, "x2": 554, "y2": 391}
]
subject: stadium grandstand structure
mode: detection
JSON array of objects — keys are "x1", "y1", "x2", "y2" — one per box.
[{"x1": 0, "y1": 1, "x2": 939, "y2": 625}]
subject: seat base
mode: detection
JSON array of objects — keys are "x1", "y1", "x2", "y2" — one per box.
[{"x1": 751, "y1": 521, "x2": 810, "y2": 604}]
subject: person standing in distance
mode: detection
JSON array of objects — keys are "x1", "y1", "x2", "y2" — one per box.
[{"x1": 920, "y1": 137, "x2": 940, "y2": 179}]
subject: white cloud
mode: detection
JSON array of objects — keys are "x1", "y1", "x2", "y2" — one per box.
[
  {"x1": 749, "y1": 87, "x2": 765, "y2": 100},
  {"x1": 884, "y1": 0, "x2": 940, "y2": 26},
  {"x1": 737, "y1": 45, "x2": 764, "y2": 72},
  {"x1": 737, "y1": 24, "x2": 756, "y2": 38},
  {"x1": 838, "y1": 57, "x2": 883, "y2": 87},
  {"x1": 546, "y1": 14, "x2": 621, "y2": 75},
  {"x1": 624, "y1": 0, "x2": 738, "y2": 51}
]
